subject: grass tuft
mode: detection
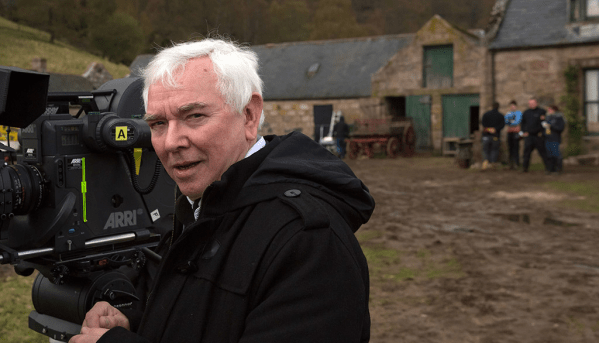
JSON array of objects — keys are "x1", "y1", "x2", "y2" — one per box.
[{"x1": 545, "y1": 180, "x2": 599, "y2": 213}]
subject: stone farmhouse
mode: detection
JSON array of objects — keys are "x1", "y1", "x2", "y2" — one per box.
[
  {"x1": 128, "y1": 0, "x2": 599, "y2": 155},
  {"x1": 371, "y1": 16, "x2": 486, "y2": 153},
  {"x1": 250, "y1": 15, "x2": 486, "y2": 153},
  {"x1": 483, "y1": 0, "x2": 599, "y2": 153}
]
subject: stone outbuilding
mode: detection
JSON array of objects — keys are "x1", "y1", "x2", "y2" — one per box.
[
  {"x1": 484, "y1": 0, "x2": 599, "y2": 153},
  {"x1": 252, "y1": 35, "x2": 413, "y2": 141},
  {"x1": 371, "y1": 15, "x2": 486, "y2": 153}
]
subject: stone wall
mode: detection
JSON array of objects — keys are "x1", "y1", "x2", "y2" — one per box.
[
  {"x1": 371, "y1": 15, "x2": 486, "y2": 152},
  {"x1": 259, "y1": 97, "x2": 381, "y2": 139},
  {"x1": 372, "y1": 16, "x2": 485, "y2": 98}
]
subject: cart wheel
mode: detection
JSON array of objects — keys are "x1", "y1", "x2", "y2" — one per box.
[
  {"x1": 364, "y1": 143, "x2": 374, "y2": 159},
  {"x1": 386, "y1": 137, "x2": 401, "y2": 158},
  {"x1": 348, "y1": 141, "x2": 359, "y2": 159},
  {"x1": 402, "y1": 126, "x2": 416, "y2": 157}
]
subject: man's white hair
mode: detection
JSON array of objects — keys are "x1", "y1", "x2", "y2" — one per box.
[{"x1": 142, "y1": 38, "x2": 264, "y2": 127}]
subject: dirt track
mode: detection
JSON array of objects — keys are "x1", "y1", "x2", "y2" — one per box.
[
  {"x1": 2, "y1": 156, "x2": 599, "y2": 342},
  {"x1": 348, "y1": 156, "x2": 599, "y2": 343}
]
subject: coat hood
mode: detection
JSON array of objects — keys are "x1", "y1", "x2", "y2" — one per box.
[{"x1": 200, "y1": 132, "x2": 375, "y2": 231}]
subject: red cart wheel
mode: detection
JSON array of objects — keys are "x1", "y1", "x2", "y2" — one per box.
[
  {"x1": 364, "y1": 143, "x2": 374, "y2": 159},
  {"x1": 386, "y1": 137, "x2": 401, "y2": 158},
  {"x1": 402, "y1": 126, "x2": 416, "y2": 157},
  {"x1": 348, "y1": 140, "x2": 359, "y2": 159}
]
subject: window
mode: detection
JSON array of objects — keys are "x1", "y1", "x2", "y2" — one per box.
[
  {"x1": 423, "y1": 45, "x2": 453, "y2": 89},
  {"x1": 585, "y1": 69, "x2": 599, "y2": 133},
  {"x1": 588, "y1": 0, "x2": 599, "y2": 17},
  {"x1": 571, "y1": 0, "x2": 599, "y2": 21}
]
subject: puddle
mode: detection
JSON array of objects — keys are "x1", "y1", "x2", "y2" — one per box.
[
  {"x1": 491, "y1": 191, "x2": 568, "y2": 201},
  {"x1": 493, "y1": 213, "x2": 580, "y2": 227},
  {"x1": 575, "y1": 264, "x2": 599, "y2": 272},
  {"x1": 502, "y1": 214, "x2": 530, "y2": 224}
]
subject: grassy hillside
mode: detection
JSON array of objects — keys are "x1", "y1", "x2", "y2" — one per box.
[{"x1": 0, "y1": 16, "x2": 130, "y2": 78}]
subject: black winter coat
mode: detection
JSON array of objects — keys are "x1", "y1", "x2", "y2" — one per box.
[
  {"x1": 521, "y1": 107, "x2": 547, "y2": 135},
  {"x1": 99, "y1": 132, "x2": 375, "y2": 343},
  {"x1": 481, "y1": 109, "x2": 505, "y2": 138},
  {"x1": 544, "y1": 112, "x2": 566, "y2": 143}
]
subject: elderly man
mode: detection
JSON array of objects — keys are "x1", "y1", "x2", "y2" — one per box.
[{"x1": 70, "y1": 38, "x2": 374, "y2": 343}]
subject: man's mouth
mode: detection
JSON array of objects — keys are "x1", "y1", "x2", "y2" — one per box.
[{"x1": 174, "y1": 161, "x2": 200, "y2": 170}]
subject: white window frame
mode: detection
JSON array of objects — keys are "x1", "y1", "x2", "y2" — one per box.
[{"x1": 584, "y1": 69, "x2": 599, "y2": 134}]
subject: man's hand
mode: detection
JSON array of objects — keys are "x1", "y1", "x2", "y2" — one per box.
[
  {"x1": 69, "y1": 327, "x2": 110, "y2": 343},
  {"x1": 81, "y1": 301, "x2": 130, "y2": 330}
]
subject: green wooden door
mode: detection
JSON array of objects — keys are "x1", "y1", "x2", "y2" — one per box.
[
  {"x1": 406, "y1": 95, "x2": 431, "y2": 149},
  {"x1": 442, "y1": 94, "x2": 479, "y2": 139}
]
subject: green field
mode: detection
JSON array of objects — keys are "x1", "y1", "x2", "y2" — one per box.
[
  {"x1": 0, "y1": 16, "x2": 130, "y2": 78},
  {"x1": 0, "y1": 274, "x2": 46, "y2": 343}
]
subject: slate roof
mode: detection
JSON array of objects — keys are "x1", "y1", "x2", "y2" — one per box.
[
  {"x1": 490, "y1": 0, "x2": 599, "y2": 49},
  {"x1": 127, "y1": 36, "x2": 414, "y2": 100},
  {"x1": 253, "y1": 35, "x2": 413, "y2": 100}
]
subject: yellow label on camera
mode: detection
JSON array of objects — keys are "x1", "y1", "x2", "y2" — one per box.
[
  {"x1": 134, "y1": 148, "x2": 142, "y2": 175},
  {"x1": 115, "y1": 126, "x2": 128, "y2": 141}
]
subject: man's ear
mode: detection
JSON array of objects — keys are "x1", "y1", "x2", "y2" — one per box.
[{"x1": 244, "y1": 92, "x2": 263, "y2": 142}]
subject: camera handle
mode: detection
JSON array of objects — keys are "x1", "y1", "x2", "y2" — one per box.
[{"x1": 0, "y1": 241, "x2": 20, "y2": 264}]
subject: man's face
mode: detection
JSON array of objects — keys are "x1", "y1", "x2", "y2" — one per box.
[
  {"x1": 528, "y1": 99, "x2": 537, "y2": 109},
  {"x1": 510, "y1": 104, "x2": 517, "y2": 112},
  {"x1": 145, "y1": 57, "x2": 261, "y2": 200}
]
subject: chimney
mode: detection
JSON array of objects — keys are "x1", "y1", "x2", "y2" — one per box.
[{"x1": 31, "y1": 57, "x2": 47, "y2": 73}]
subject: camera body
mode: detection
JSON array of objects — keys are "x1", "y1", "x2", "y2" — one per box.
[{"x1": 0, "y1": 66, "x2": 176, "y2": 340}]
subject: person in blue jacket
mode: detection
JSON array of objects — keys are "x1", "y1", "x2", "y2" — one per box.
[
  {"x1": 543, "y1": 105, "x2": 566, "y2": 174},
  {"x1": 505, "y1": 100, "x2": 522, "y2": 170}
]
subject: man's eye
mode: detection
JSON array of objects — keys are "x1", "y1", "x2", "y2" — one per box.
[{"x1": 149, "y1": 121, "x2": 165, "y2": 129}]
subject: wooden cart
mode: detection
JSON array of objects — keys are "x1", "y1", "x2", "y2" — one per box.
[{"x1": 348, "y1": 117, "x2": 416, "y2": 159}]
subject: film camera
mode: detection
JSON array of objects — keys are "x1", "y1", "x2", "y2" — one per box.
[{"x1": 0, "y1": 66, "x2": 175, "y2": 341}]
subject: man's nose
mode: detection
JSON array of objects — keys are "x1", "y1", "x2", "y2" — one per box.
[{"x1": 163, "y1": 122, "x2": 189, "y2": 151}]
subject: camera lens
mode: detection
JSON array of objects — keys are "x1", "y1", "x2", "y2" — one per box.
[{"x1": 0, "y1": 164, "x2": 45, "y2": 215}]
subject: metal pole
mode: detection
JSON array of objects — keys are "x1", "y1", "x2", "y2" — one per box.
[{"x1": 0, "y1": 233, "x2": 138, "y2": 263}]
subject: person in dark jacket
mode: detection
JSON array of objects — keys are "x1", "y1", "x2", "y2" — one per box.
[
  {"x1": 481, "y1": 102, "x2": 505, "y2": 170},
  {"x1": 70, "y1": 38, "x2": 374, "y2": 343},
  {"x1": 543, "y1": 105, "x2": 566, "y2": 174},
  {"x1": 333, "y1": 115, "x2": 350, "y2": 158},
  {"x1": 520, "y1": 98, "x2": 549, "y2": 173}
]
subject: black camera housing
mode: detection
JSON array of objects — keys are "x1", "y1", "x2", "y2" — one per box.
[{"x1": 0, "y1": 66, "x2": 175, "y2": 340}]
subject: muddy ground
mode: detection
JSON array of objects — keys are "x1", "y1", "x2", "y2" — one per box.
[
  {"x1": 2, "y1": 156, "x2": 599, "y2": 342},
  {"x1": 350, "y1": 156, "x2": 599, "y2": 343}
]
